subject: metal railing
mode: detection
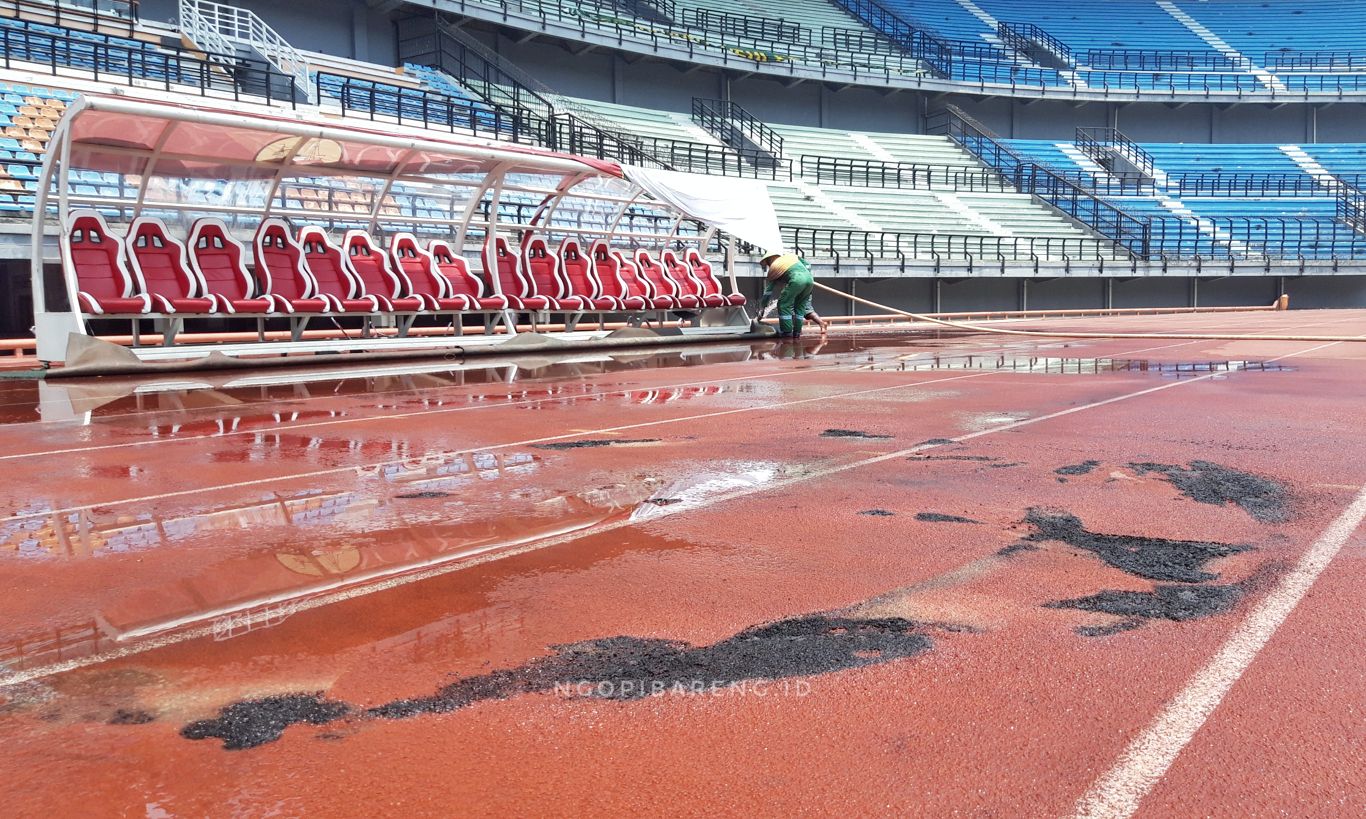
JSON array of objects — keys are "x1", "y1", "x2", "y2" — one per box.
[
  {"x1": 691, "y1": 97, "x2": 783, "y2": 158},
  {"x1": 1, "y1": 0, "x2": 138, "y2": 35},
  {"x1": 1085, "y1": 49, "x2": 1237, "y2": 71},
  {"x1": 320, "y1": 74, "x2": 541, "y2": 144},
  {"x1": 178, "y1": 0, "x2": 312, "y2": 101},
  {"x1": 1165, "y1": 172, "x2": 1352, "y2": 198},
  {"x1": 829, "y1": 0, "x2": 950, "y2": 76},
  {"x1": 798, "y1": 155, "x2": 1010, "y2": 191},
  {"x1": 1264, "y1": 50, "x2": 1366, "y2": 71},
  {"x1": 929, "y1": 107, "x2": 1148, "y2": 258},
  {"x1": 688, "y1": 9, "x2": 801, "y2": 44},
  {"x1": 1336, "y1": 185, "x2": 1366, "y2": 232},
  {"x1": 783, "y1": 226, "x2": 1120, "y2": 261},
  {"x1": 1075, "y1": 127, "x2": 1155, "y2": 178},
  {"x1": 1146, "y1": 214, "x2": 1366, "y2": 260},
  {"x1": 997, "y1": 22, "x2": 1072, "y2": 68},
  {"x1": 0, "y1": 23, "x2": 305, "y2": 106}
]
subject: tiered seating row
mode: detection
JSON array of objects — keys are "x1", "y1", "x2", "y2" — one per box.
[{"x1": 65, "y1": 209, "x2": 744, "y2": 330}]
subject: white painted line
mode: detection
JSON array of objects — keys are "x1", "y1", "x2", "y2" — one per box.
[
  {"x1": 1072, "y1": 483, "x2": 1366, "y2": 819},
  {"x1": 0, "y1": 335, "x2": 1225, "y2": 523},
  {"x1": 0, "y1": 358, "x2": 864, "y2": 462},
  {"x1": 0, "y1": 337, "x2": 1281, "y2": 685},
  {"x1": 0, "y1": 370, "x2": 1004, "y2": 525}
]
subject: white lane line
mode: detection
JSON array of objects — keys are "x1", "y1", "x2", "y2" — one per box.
[
  {"x1": 0, "y1": 338, "x2": 1267, "y2": 685},
  {"x1": 0, "y1": 370, "x2": 1004, "y2": 525},
  {"x1": 0, "y1": 359, "x2": 869, "y2": 461},
  {"x1": 1072, "y1": 483, "x2": 1366, "y2": 819},
  {"x1": 0, "y1": 335, "x2": 1227, "y2": 522}
]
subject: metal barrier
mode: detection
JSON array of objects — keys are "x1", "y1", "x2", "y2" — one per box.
[
  {"x1": 0, "y1": 0, "x2": 137, "y2": 36},
  {"x1": 1085, "y1": 49, "x2": 1238, "y2": 71},
  {"x1": 320, "y1": 74, "x2": 541, "y2": 144},
  {"x1": 0, "y1": 23, "x2": 304, "y2": 107},
  {"x1": 1075, "y1": 127, "x2": 1156, "y2": 178},
  {"x1": 798, "y1": 155, "x2": 1009, "y2": 191},
  {"x1": 783, "y1": 226, "x2": 1118, "y2": 261},
  {"x1": 929, "y1": 107, "x2": 1149, "y2": 258},
  {"x1": 1336, "y1": 185, "x2": 1366, "y2": 232},
  {"x1": 997, "y1": 22, "x2": 1072, "y2": 67},
  {"x1": 1264, "y1": 50, "x2": 1366, "y2": 71},
  {"x1": 691, "y1": 97, "x2": 784, "y2": 158},
  {"x1": 688, "y1": 9, "x2": 802, "y2": 44}
]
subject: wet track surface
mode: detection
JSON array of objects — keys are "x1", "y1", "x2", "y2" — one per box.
[{"x1": 1, "y1": 310, "x2": 1365, "y2": 816}]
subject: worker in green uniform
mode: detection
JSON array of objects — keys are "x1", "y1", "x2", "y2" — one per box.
[{"x1": 756, "y1": 252, "x2": 816, "y2": 337}]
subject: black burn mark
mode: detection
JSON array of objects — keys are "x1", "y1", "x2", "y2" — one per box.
[
  {"x1": 181, "y1": 693, "x2": 350, "y2": 751},
  {"x1": 915, "y1": 512, "x2": 982, "y2": 524},
  {"x1": 1023, "y1": 508, "x2": 1249, "y2": 583},
  {"x1": 1047, "y1": 584, "x2": 1245, "y2": 633},
  {"x1": 859, "y1": 509, "x2": 896, "y2": 516},
  {"x1": 533, "y1": 438, "x2": 661, "y2": 450},
  {"x1": 1055, "y1": 460, "x2": 1101, "y2": 476},
  {"x1": 1129, "y1": 461, "x2": 1290, "y2": 523},
  {"x1": 394, "y1": 491, "x2": 453, "y2": 499},
  {"x1": 183, "y1": 616, "x2": 933, "y2": 750},
  {"x1": 108, "y1": 709, "x2": 155, "y2": 725},
  {"x1": 821, "y1": 429, "x2": 892, "y2": 439}
]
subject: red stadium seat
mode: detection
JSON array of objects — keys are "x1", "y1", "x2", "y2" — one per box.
[
  {"x1": 613, "y1": 246, "x2": 672, "y2": 309},
  {"x1": 482, "y1": 235, "x2": 551, "y2": 311},
  {"x1": 341, "y1": 230, "x2": 422, "y2": 312},
  {"x1": 521, "y1": 236, "x2": 573, "y2": 310},
  {"x1": 685, "y1": 248, "x2": 746, "y2": 307},
  {"x1": 662, "y1": 249, "x2": 723, "y2": 308},
  {"x1": 251, "y1": 219, "x2": 329, "y2": 313},
  {"x1": 588, "y1": 240, "x2": 650, "y2": 310},
  {"x1": 186, "y1": 218, "x2": 273, "y2": 314},
  {"x1": 557, "y1": 238, "x2": 617, "y2": 311},
  {"x1": 298, "y1": 226, "x2": 379, "y2": 312},
  {"x1": 429, "y1": 239, "x2": 509, "y2": 310},
  {"x1": 389, "y1": 232, "x2": 447, "y2": 310},
  {"x1": 64, "y1": 209, "x2": 150, "y2": 315},
  {"x1": 635, "y1": 249, "x2": 696, "y2": 308},
  {"x1": 124, "y1": 217, "x2": 215, "y2": 313}
]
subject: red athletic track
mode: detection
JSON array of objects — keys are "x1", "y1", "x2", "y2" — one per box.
[{"x1": 1, "y1": 309, "x2": 1364, "y2": 817}]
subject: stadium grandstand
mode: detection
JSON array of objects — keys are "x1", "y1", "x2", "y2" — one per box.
[{"x1": 1, "y1": 0, "x2": 1366, "y2": 344}]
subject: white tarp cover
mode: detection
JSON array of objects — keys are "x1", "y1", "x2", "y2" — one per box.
[{"x1": 624, "y1": 166, "x2": 783, "y2": 254}]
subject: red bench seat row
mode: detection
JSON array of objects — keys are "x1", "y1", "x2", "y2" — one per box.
[{"x1": 63, "y1": 209, "x2": 745, "y2": 319}]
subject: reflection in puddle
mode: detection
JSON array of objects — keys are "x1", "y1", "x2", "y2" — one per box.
[
  {"x1": 0, "y1": 453, "x2": 790, "y2": 679},
  {"x1": 630, "y1": 462, "x2": 783, "y2": 523},
  {"x1": 863, "y1": 354, "x2": 1295, "y2": 377}
]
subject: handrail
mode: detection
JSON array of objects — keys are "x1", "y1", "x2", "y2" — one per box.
[
  {"x1": 1264, "y1": 49, "x2": 1366, "y2": 71},
  {"x1": 798, "y1": 155, "x2": 1010, "y2": 191},
  {"x1": 687, "y1": 9, "x2": 802, "y2": 44},
  {"x1": 0, "y1": 22, "x2": 304, "y2": 107},
  {"x1": 319, "y1": 73, "x2": 540, "y2": 144},
  {"x1": 691, "y1": 97, "x2": 783, "y2": 158},
  {"x1": 997, "y1": 22, "x2": 1072, "y2": 68},
  {"x1": 1074, "y1": 127, "x2": 1156, "y2": 178},
  {"x1": 0, "y1": 0, "x2": 138, "y2": 36},
  {"x1": 1086, "y1": 48, "x2": 1237, "y2": 71},
  {"x1": 828, "y1": 0, "x2": 952, "y2": 76},
  {"x1": 178, "y1": 0, "x2": 313, "y2": 101},
  {"x1": 929, "y1": 106, "x2": 1149, "y2": 258},
  {"x1": 781, "y1": 226, "x2": 1120, "y2": 261}
]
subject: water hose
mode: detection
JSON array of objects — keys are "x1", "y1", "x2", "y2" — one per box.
[{"x1": 812, "y1": 282, "x2": 1366, "y2": 343}]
